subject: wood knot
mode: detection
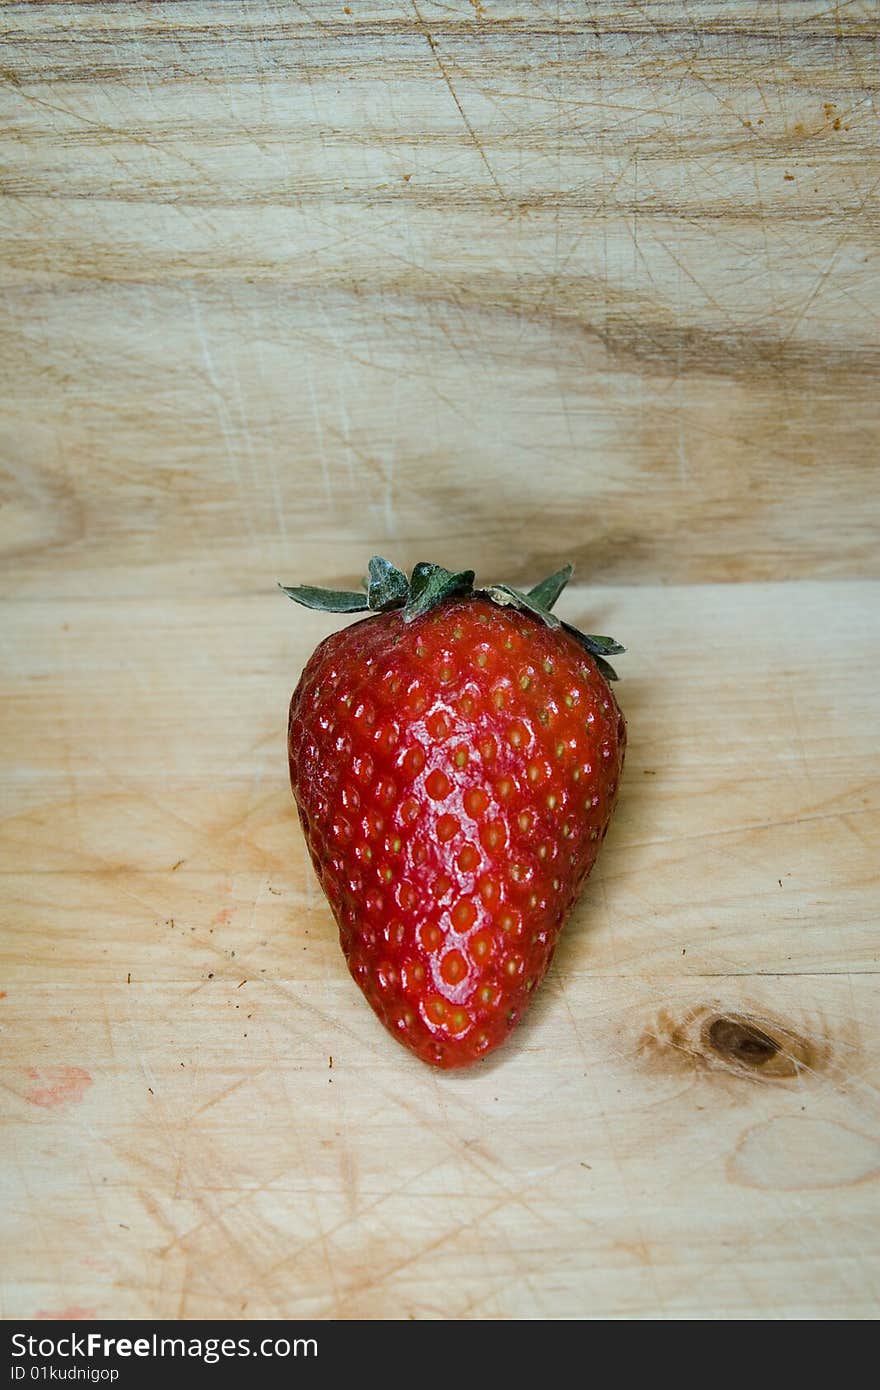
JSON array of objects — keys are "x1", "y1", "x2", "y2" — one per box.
[
  {"x1": 704, "y1": 1017, "x2": 780, "y2": 1068},
  {"x1": 639, "y1": 1005, "x2": 828, "y2": 1081}
]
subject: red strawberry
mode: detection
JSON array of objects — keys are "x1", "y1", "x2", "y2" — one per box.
[{"x1": 282, "y1": 559, "x2": 626, "y2": 1069}]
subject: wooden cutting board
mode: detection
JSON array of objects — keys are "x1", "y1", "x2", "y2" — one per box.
[{"x1": 1, "y1": 2, "x2": 878, "y2": 1320}]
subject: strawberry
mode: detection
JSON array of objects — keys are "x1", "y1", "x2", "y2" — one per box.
[{"x1": 281, "y1": 558, "x2": 626, "y2": 1069}]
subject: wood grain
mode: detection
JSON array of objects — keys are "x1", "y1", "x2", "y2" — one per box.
[
  {"x1": 1, "y1": 1, "x2": 879, "y2": 1321},
  {"x1": 2, "y1": 1, "x2": 879, "y2": 592}
]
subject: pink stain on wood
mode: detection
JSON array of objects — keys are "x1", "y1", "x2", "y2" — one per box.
[
  {"x1": 26, "y1": 1065, "x2": 93, "y2": 1108},
  {"x1": 211, "y1": 907, "x2": 232, "y2": 925},
  {"x1": 36, "y1": 1307, "x2": 96, "y2": 1321}
]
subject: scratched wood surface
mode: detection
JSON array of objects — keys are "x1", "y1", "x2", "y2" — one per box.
[{"x1": 1, "y1": 1, "x2": 879, "y2": 1320}]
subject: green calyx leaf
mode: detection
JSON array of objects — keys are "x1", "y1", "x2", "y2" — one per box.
[
  {"x1": 483, "y1": 561, "x2": 573, "y2": 631},
  {"x1": 593, "y1": 654, "x2": 620, "y2": 683},
  {"x1": 573, "y1": 632, "x2": 625, "y2": 657},
  {"x1": 481, "y1": 564, "x2": 624, "y2": 680},
  {"x1": 277, "y1": 583, "x2": 369, "y2": 613},
  {"x1": 561, "y1": 624, "x2": 622, "y2": 681},
  {"x1": 278, "y1": 556, "x2": 474, "y2": 622},
  {"x1": 526, "y1": 564, "x2": 573, "y2": 612},
  {"x1": 484, "y1": 583, "x2": 562, "y2": 630},
  {"x1": 366, "y1": 556, "x2": 409, "y2": 611},
  {"x1": 279, "y1": 554, "x2": 409, "y2": 617},
  {"x1": 404, "y1": 563, "x2": 475, "y2": 622}
]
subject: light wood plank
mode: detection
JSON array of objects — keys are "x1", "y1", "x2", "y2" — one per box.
[
  {"x1": 2, "y1": 2, "x2": 878, "y2": 593},
  {"x1": 1, "y1": 976, "x2": 878, "y2": 1319},
  {"x1": 1, "y1": 582, "x2": 878, "y2": 1318}
]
